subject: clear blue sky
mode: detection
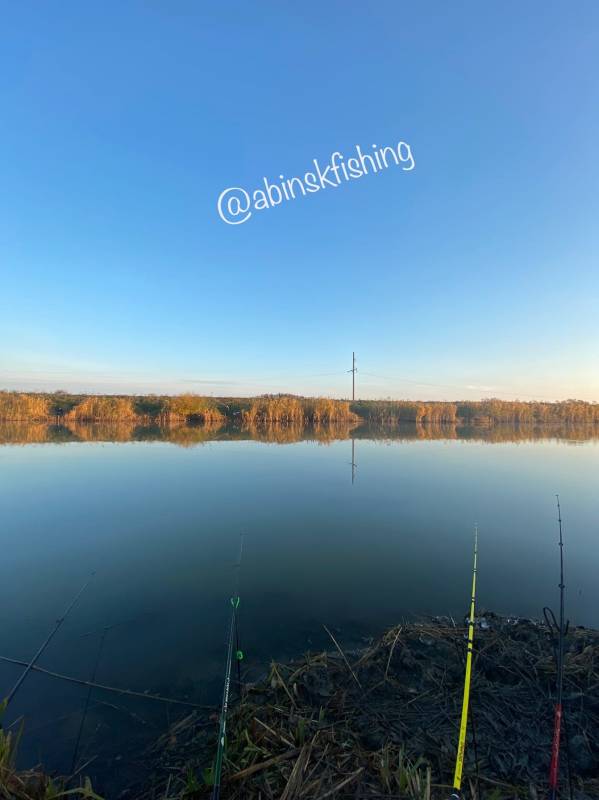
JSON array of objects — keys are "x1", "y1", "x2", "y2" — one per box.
[{"x1": 1, "y1": 1, "x2": 597, "y2": 400}]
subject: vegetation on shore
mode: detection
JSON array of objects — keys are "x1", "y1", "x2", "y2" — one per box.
[
  {"x1": 124, "y1": 614, "x2": 599, "y2": 799},
  {"x1": 0, "y1": 393, "x2": 225, "y2": 426},
  {"x1": 0, "y1": 392, "x2": 597, "y2": 428},
  {"x1": 3, "y1": 615, "x2": 599, "y2": 798},
  {"x1": 241, "y1": 396, "x2": 357, "y2": 426},
  {"x1": 353, "y1": 398, "x2": 599, "y2": 425},
  {"x1": 0, "y1": 712, "x2": 101, "y2": 799}
]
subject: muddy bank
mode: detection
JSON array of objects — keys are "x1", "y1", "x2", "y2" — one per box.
[{"x1": 125, "y1": 613, "x2": 599, "y2": 799}]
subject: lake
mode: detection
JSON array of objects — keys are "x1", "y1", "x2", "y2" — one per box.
[{"x1": 1, "y1": 423, "x2": 597, "y2": 793}]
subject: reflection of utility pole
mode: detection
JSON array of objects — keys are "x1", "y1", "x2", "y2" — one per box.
[
  {"x1": 348, "y1": 352, "x2": 357, "y2": 401},
  {"x1": 350, "y1": 437, "x2": 357, "y2": 484}
]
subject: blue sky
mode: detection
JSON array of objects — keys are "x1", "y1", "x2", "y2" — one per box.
[{"x1": 1, "y1": 1, "x2": 597, "y2": 400}]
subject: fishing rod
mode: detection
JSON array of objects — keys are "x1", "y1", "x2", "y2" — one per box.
[
  {"x1": 70, "y1": 624, "x2": 109, "y2": 775},
  {"x1": 212, "y1": 534, "x2": 245, "y2": 800},
  {"x1": 450, "y1": 525, "x2": 478, "y2": 800},
  {"x1": 543, "y1": 495, "x2": 569, "y2": 800},
  {"x1": 3, "y1": 573, "x2": 95, "y2": 709}
]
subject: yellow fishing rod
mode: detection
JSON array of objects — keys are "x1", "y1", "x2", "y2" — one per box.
[{"x1": 450, "y1": 525, "x2": 478, "y2": 800}]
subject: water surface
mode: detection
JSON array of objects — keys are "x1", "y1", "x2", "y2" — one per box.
[{"x1": 1, "y1": 424, "x2": 597, "y2": 791}]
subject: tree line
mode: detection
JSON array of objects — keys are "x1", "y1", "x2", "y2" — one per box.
[
  {"x1": 0, "y1": 391, "x2": 597, "y2": 426},
  {"x1": 352, "y1": 399, "x2": 599, "y2": 425}
]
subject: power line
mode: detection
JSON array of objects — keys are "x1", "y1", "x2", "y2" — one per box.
[{"x1": 359, "y1": 372, "x2": 563, "y2": 402}]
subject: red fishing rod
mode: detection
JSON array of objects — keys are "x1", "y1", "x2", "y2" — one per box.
[{"x1": 543, "y1": 495, "x2": 567, "y2": 800}]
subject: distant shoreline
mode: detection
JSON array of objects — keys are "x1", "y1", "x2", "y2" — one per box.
[{"x1": 0, "y1": 391, "x2": 598, "y2": 427}]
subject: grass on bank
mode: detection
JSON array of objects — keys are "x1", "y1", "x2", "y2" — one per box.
[
  {"x1": 123, "y1": 615, "x2": 599, "y2": 799},
  {"x1": 0, "y1": 702, "x2": 102, "y2": 800}
]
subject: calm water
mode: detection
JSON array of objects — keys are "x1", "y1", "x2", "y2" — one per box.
[{"x1": 1, "y1": 426, "x2": 598, "y2": 791}]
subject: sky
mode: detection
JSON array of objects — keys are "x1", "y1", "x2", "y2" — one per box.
[{"x1": 0, "y1": 1, "x2": 597, "y2": 401}]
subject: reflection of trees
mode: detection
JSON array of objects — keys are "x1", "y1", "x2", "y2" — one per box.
[
  {"x1": 242, "y1": 423, "x2": 305, "y2": 444},
  {"x1": 0, "y1": 422, "x2": 53, "y2": 444},
  {"x1": 0, "y1": 420, "x2": 598, "y2": 447},
  {"x1": 353, "y1": 422, "x2": 599, "y2": 444},
  {"x1": 309, "y1": 421, "x2": 359, "y2": 443},
  {"x1": 458, "y1": 423, "x2": 599, "y2": 443},
  {"x1": 241, "y1": 420, "x2": 359, "y2": 444},
  {"x1": 64, "y1": 420, "x2": 224, "y2": 447},
  {"x1": 64, "y1": 421, "x2": 138, "y2": 442},
  {"x1": 156, "y1": 422, "x2": 222, "y2": 447}
]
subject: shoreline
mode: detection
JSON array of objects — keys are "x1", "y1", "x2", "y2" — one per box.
[
  {"x1": 3, "y1": 613, "x2": 599, "y2": 798},
  {"x1": 124, "y1": 613, "x2": 599, "y2": 799},
  {"x1": 1, "y1": 392, "x2": 598, "y2": 429}
]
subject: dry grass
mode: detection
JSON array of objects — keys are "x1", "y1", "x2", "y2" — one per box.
[
  {"x1": 163, "y1": 395, "x2": 224, "y2": 425},
  {"x1": 242, "y1": 397, "x2": 358, "y2": 427},
  {"x1": 127, "y1": 615, "x2": 599, "y2": 799},
  {"x1": 0, "y1": 394, "x2": 51, "y2": 422},
  {"x1": 0, "y1": 392, "x2": 598, "y2": 427},
  {"x1": 65, "y1": 397, "x2": 138, "y2": 422},
  {"x1": 0, "y1": 702, "x2": 103, "y2": 800}
]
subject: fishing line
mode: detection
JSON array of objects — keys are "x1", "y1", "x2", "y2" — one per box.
[
  {"x1": 3, "y1": 573, "x2": 95, "y2": 709},
  {"x1": 211, "y1": 534, "x2": 245, "y2": 800},
  {"x1": 0, "y1": 655, "x2": 208, "y2": 708},
  {"x1": 450, "y1": 525, "x2": 478, "y2": 799},
  {"x1": 359, "y1": 372, "x2": 561, "y2": 401}
]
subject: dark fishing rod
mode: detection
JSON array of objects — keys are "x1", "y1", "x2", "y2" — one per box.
[
  {"x1": 70, "y1": 624, "x2": 109, "y2": 775},
  {"x1": 3, "y1": 573, "x2": 95, "y2": 709},
  {"x1": 212, "y1": 535, "x2": 245, "y2": 800},
  {"x1": 543, "y1": 495, "x2": 568, "y2": 800}
]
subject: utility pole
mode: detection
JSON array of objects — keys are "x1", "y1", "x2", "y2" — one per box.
[{"x1": 348, "y1": 352, "x2": 357, "y2": 401}]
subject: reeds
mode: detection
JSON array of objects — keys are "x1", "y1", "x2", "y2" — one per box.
[
  {"x1": 0, "y1": 393, "x2": 51, "y2": 421},
  {"x1": 0, "y1": 392, "x2": 225, "y2": 426},
  {"x1": 163, "y1": 395, "x2": 224, "y2": 426},
  {"x1": 241, "y1": 396, "x2": 358, "y2": 427},
  {"x1": 129, "y1": 614, "x2": 599, "y2": 799},
  {"x1": 0, "y1": 392, "x2": 598, "y2": 427},
  {"x1": 65, "y1": 396, "x2": 138, "y2": 422},
  {"x1": 0, "y1": 704, "x2": 103, "y2": 799}
]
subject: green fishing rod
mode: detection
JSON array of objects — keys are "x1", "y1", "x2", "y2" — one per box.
[
  {"x1": 450, "y1": 525, "x2": 478, "y2": 800},
  {"x1": 212, "y1": 534, "x2": 245, "y2": 800}
]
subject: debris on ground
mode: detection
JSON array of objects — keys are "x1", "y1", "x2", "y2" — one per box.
[{"x1": 126, "y1": 613, "x2": 599, "y2": 799}]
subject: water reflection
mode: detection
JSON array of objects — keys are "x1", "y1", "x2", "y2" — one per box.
[
  {"x1": 1, "y1": 420, "x2": 597, "y2": 446},
  {"x1": 350, "y1": 437, "x2": 357, "y2": 484}
]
